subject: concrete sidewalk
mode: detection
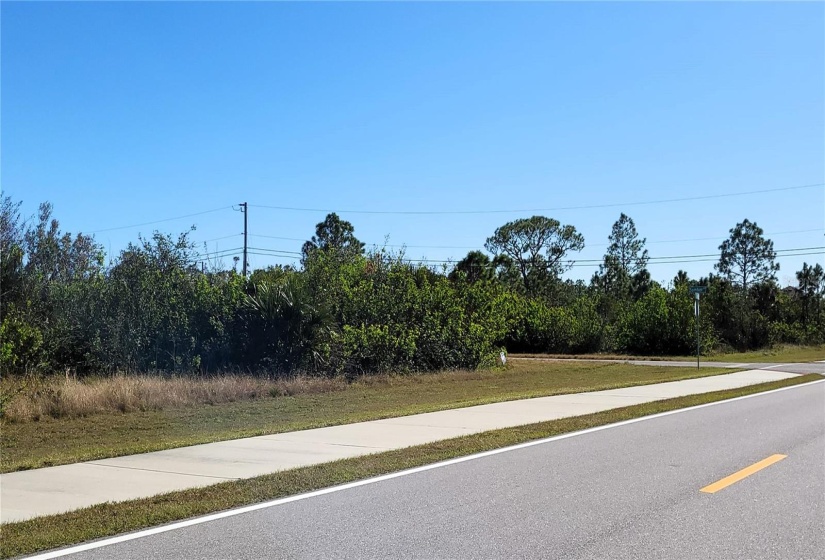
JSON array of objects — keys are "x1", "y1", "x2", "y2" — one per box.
[{"x1": 0, "y1": 369, "x2": 803, "y2": 524}]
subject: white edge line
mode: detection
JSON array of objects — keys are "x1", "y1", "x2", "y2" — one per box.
[{"x1": 22, "y1": 378, "x2": 824, "y2": 560}]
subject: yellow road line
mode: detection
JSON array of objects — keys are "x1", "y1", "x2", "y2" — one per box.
[{"x1": 701, "y1": 454, "x2": 787, "y2": 494}]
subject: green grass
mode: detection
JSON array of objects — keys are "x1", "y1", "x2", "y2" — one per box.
[
  {"x1": 514, "y1": 344, "x2": 825, "y2": 364},
  {"x1": 1, "y1": 374, "x2": 818, "y2": 560},
  {"x1": 695, "y1": 345, "x2": 825, "y2": 363},
  {"x1": 0, "y1": 361, "x2": 736, "y2": 473}
]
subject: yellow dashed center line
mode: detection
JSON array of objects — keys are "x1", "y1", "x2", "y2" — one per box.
[{"x1": 700, "y1": 454, "x2": 787, "y2": 494}]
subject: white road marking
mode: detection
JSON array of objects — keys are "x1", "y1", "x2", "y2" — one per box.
[{"x1": 22, "y1": 379, "x2": 824, "y2": 560}]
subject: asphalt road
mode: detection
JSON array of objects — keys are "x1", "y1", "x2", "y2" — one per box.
[{"x1": 44, "y1": 381, "x2": 824, "y2": 560}]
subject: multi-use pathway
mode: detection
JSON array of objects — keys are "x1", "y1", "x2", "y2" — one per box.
[{"x1": 1, "y1": 362, "x2": 821, "y2": 524}]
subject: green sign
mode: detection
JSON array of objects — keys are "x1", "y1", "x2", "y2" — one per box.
[{"x1": 689, "y1": 286, "x2": 708, "y2": 294}]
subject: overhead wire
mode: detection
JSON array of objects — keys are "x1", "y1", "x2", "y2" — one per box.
[
  {"x1": 249, "y1": 182, "x2": 823, "y2": 216},
  {"x1": 247, "y1": 251, "x2": 299, "y2": 259},
  {"x1": 197, "y1": 247, "x2": 244, "y2": 259},
  {"x1": 247, "y1": 246, "x2": 303, "y2": 257},
  {"x1": 248, "y1": 228, "x2": 823, "y2": 252},
  {"x1": 83, "y1": 181, "x2": 821, "y2": 247},
  {"x1": 89, "y1": 206, "x2": 232, "y2": 234},
  {"x1": 376, "y1": 248, "x2": 824, "y2": 267},
  {"x1": 197, "y1": 233, "x2": 243, "y2": 244},
  {"x1": 543, "y1": 246, "x2": 825, "y2": 265},
  {"x1": 83, "y1": 181, "x2": 823, "y2": 274},
  {"x1": 237, "y1": 244, "x2": 822, "y2": 268}
]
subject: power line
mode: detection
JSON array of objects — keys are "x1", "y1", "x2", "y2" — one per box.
[
  {"x1": 198, "y1": 246, "x2": 822, "y2": 271},
  {"x1": 187, "y1": 247, "x2": 243, "y2": 269},
  {"x1": 89, "y1": 207, "x2": 232, "y2": 234},
  {"x1": 555, "y1": 246, "x2": 825, "y2": 265},
  {"x1": 247, "y1": 246, "x2": 303, "y2": 257},
  {"x1": 249, "y1": 228, "x2": 822, "y2": 251},
  {"x1": 627, "y1": 252, "x2": 815, "y2": 266},
  {"x1": 248, "y1": 234, "x2": 305, "y2": 242},
  {"x1": 249, "y1": 233, "x2": 480, "y2": 249},
  {"x1": 246, "y1": 251, "x2": 300, "y2": 261},
  {"x1": 198, "y1": 234, "x2": 243, "y2": 244},
  {"x1": 198, "y1": 247, "x2": 244, "y2": 260},
  {"x1": 374, "y1": 247, "x2": 824, "y2": 267},
  {"x1": 240, "y1": 244, "x2": 822, "y2": 268},
  {"x1": 249, "y1": 182, "x2": 823, "y2": 216},
  {"x1": 641, "y1": 228, "x2": 823, "y2": 246}
]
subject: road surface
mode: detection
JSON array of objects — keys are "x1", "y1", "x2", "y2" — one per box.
[{"x1": 37, "y1": 380, "x2": 824, "y2": 560}]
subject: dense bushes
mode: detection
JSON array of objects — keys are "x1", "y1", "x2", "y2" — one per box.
[
  {"x1": 306, "y1": 252, "x2": 510, "y2": 373},
  {"x1": 615, "y1": 286, "x2": 713, "y2": 355},
  {"x1": 1, "y1": 198, "x2": 823, "y2": 377},
  {"x1": 504, "y1": 296, "x2": 603, "y2": 354}
]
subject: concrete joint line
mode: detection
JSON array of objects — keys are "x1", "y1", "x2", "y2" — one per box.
[
  {"x1": 265, "y1": 440, "x2": 390, "y2": 450},
  {"x1": 87, "y1": 462, "x2": 237, "y2": 481}
]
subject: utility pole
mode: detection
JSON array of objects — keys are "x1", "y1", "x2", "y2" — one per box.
[{"x1": 240, "y1": 202, "x2": 248, "y2": 277}]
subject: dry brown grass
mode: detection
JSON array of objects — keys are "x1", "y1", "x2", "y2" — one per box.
[{"x1": 1, "y1": 373, "x2": 346, "y2": 423}]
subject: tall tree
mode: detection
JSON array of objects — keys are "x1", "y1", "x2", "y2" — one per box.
[
  {"x1": 484, "y1": 216, "x2": 584, "y2": 296},
  {"x1": 673, "y1": 270, "x2": 690, "y2": 288},
  {"x1": 605, "y1": 213, "x2": 649, "y2": 275},
  {"x1": 715, "y1": 219, "x2": 778, "y2": 292},
  {"x1": 593, "y1": 213, "x2": 649, "y2": 299},
  {"x1": 105, "y1": 230, "x2": 202, "y2": 371},
  {"x1": 796, "y1": 262, "x2": 824, "y2": 327},
  {"x1": 301, "y1": 213, "x2": 364, "y2": 264},
  {"x1": 23, "y1": 202, "x2": 103, "y2": 285},
  {"x1": 449, "y1": 251, "x2": 495, "y2": 283},
  {"x1": 0, "y1": 196, "x2": 26, "y2": 314}
]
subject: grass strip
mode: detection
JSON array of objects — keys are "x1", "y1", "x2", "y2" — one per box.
[
  {"x1": 513, "y1": 344, "x2": 825, "y2": 364},
  {"x1": 1, "y1": 362, "x2": 736, "y2": 473},
  {"x1": 2, "y1": 373, "x2": 819, "y2": 559}
]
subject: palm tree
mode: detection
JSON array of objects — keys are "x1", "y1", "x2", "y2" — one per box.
[{"x1": 245, "y1": 276, "x2": 333, "y2": 371}]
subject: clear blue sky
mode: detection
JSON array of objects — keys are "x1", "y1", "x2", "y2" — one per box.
[{"x1": 2, "y1": 1, "x2": 823, "y2": 285}]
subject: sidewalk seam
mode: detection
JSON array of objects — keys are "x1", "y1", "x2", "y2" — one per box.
[{"x1": 86, "y1": 462, "x2": 237, "y2": 481}]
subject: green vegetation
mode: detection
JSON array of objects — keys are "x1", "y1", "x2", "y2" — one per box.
[
  {"x1": 1, "y1": 197, "x2": 823, "y2": 380},
  {"x1": 1, "y1": 374, "x2": 818, "y2": 560},
  {"x1": 1, "y1": 361, "x2": 734, "y2": 472}
]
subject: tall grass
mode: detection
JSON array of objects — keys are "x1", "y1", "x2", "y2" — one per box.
[{"x1": 1, "y1": 374, "x2": 347, "y2": 423}]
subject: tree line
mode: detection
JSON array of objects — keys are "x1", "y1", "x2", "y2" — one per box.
[{"x1": 1, "y1": 196, "x2": 822, "y2": 377}]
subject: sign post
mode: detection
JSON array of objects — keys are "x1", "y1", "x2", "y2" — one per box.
[{"x1": 689, "y1": 286, "x2": 707, "y2": 369}]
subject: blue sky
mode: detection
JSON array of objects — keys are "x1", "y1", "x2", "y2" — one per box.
[{"x1": 2, "y1": 1, "x2": 823, "y2": 285}]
